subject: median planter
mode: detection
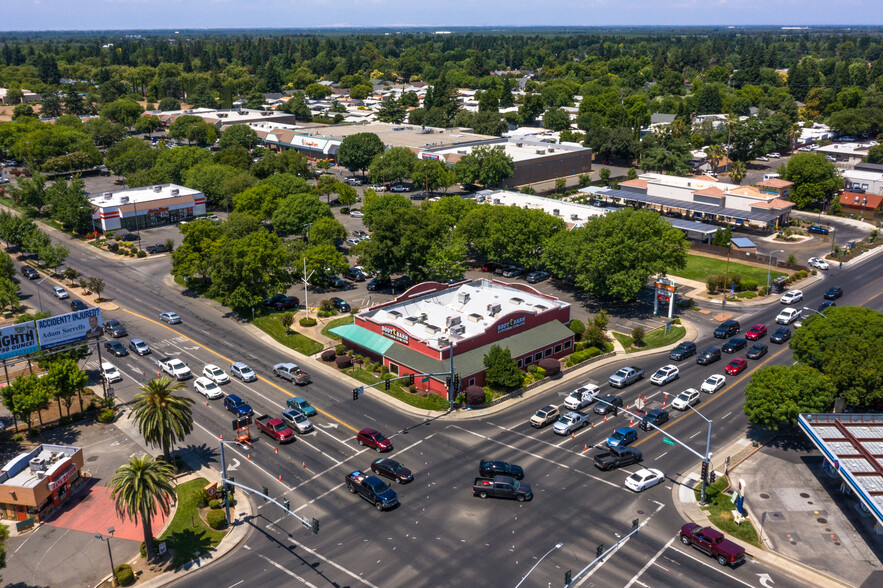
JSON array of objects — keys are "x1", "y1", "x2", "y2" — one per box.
[{"x1": 299, "y1": 317, "x2": 317, "y2": 327}]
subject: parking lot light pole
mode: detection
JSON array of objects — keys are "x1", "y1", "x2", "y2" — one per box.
[
  {"x1": 514, "y1": 541, "x2": 563, "y2": 588},
  {"x1": 766, "y1": 249, "x2": 784, "y2": 295},
  {"x1": 802, "y1": 306, "x2": 827, "y2": 320},
  {"x1": 95, "y1": 526, "x2": 116, "y2": 586},
  {"x1": 301, "y1": 257, "x2": 315, "y2": 321}
]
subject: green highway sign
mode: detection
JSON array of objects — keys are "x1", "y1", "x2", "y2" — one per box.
[{"x1": 663, "y1": 437, "x2": 675, "y2": 446}]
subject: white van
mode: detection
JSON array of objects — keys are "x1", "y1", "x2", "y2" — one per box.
[{"x1": 763, "y1": 173, "x2": 781, "y2": 181}]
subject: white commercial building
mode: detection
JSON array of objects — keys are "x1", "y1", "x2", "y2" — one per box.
[
  {"x1": 478, "y1": 190, "x2": 608, "y2": 227},
  {"x1": 90, "y1": 184, "x2": 205, "y2": 233}
]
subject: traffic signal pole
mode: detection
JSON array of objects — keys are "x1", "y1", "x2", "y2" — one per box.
[{"x1": 565, "y1": 519, "x2": 641, "y2": 587}]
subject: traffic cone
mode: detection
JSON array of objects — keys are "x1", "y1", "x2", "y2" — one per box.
[
  {"x1": 302, "y1": 461, "x2": 306, "y2": 469},
  {"x1": 662, "y1": 401, "x2": 666, "y2": 408},
  {"x1": 247, "y1": 454, "x2": 251, "y2": 461},
  {"x1": 274, "y1": 447, "x2": 278, "y2": 455},
  {"x1": 205, "y1": 400, "x2": 209, "y2": 406},
  {"x1": 584, "y1": 444, "x2": 588, "y2": 451},
  {"x1": 219, "y1": 434, "x2": 223, "y2": 441},
  {"x1": 604, "y1": 415, "x2": 607, "y2": 423},
  {"x1": 571, "y1": 432, "x2": 574, "y2": 439},
  {"x1": 278, "y1": 474, "x2": 282, "y2": 482},
  {"x1": 629, "y1": 419, "x2": 633, "y2": 426}
]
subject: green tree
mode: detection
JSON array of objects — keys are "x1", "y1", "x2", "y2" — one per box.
[
  {"x1": 542, "y1": 107, "x2": 571, "y2": 131},
  {"x1": 45, "y1": 358, "x2": 88, "y2": 417},
  {"x1": 458, "y1": 205, "x2": 564, "y2": 269},
  {"x1": 305, "y1": 83, "x2": 333, "y2": 100},
  {"x1": 349, "y1": 84, "x2": 372, "y2": 101},
  {"x1": 0, "y1": 278, "x2": 18, "y2": 315},
  {"x1": 105, "y1": 137, "x2": 158, "y2": 177},
  {"x1": 368, "y1": 146, "x2": 417, "y2": 185},
  {"x1": 790, "y1": 307, "x2": 883, "y2": 406},
  {"x1": 542, "y1": 208, "x2": 688, "y2": 302},
  {"x1": 281, "y1": 312, "x2": 294, "y2": 333},
  {"x1": 12, "y1": 104, "x2": 34, "y2": 120},
  {"x1": 134, "y1": 114, "x2": 164, "y2": 138},
  {"x1": 10, "y1": 172, "x2": 47, "y2": 209},
  {"x1": 166, "y1": 114, "x2": 203, "y2": 142},
  {"x1": 453, "y1": 145, "x2": 514, "y2": 188},
  {"x1": 46, "y1": 177, "x2": 92, "y2": 234},
  {"x1": 209, "y1": 229, "x2": 292, "y2": 308},
  {"x1": 218, "y1": 124, "x2": 259, "y2": 151},
  {"x1": 186, "y1": 121, "x2": 218, "y2": 146},
  {"x1": 39, "y1": 242, "x2": 70, "y2": 275},
  {"x1": 728, "y1": 161, "x2": 747, "y2": 185},
  {"x1": 779, "y1": 152, "x2": 843, "y2": 210},
  {"x1": 598, "y1": 167, "x2": 611, "y2": 186},
  {"x1": 483, "y1": 344, "x2": 523, "y2": 389},
  {"x1": 865, "y1": 145, "x2": 883, "y2": 165},
  {"x1": 184, "y1": 163, "x2": 246, "y2": 207},
  {"x1": 303, "y1": 243, "x2": 349, "y2": 283},
  {"x1": 130, "y1": 377, "x2": 193, "y2": 462},
  {"x1": 518, "y1": 94, "x2": 545, "y2": 124},
  {"x1": 41, "y1": 93, "x2": 63, "y2": 118},
  {"x1": 376, "y1": 96, "x2": 407, "y2": 123},
  {"x1": 744, "y1": 364, "x2": 836, "y2": 430},
  {"x1": 110, "y1": 455, "x2": 176, "y2": 562},
  {"x1": 334, "y1": 182, "x2": 359, "y2": 207},
  {"x1": 88, "y1": 276, "x2": 105, "y2": 301},
  {"x1": 411, "y1": 159, "x2": 455, "y2": 192},
  {"x1": 233, "y1": 184, "x2": 282, "y2": 219},
  {"x1": 309, "y1": 217, "x2": 347, "y2": 246},
  {"x1": 337, "y1": 133, "x2": 385, "y2": 176},
  {"x1": 278, "y1": 92, "x2": 312, "y2": 121},
  {"x1": 0, "y1": 251, "x2": 13, "y2": 282},
  {"x1": 271, "y1": 192, "x2": 333, "y2": 237},
  {"x1": 157, "y1": 97, "x2": 181, "y2": 111},
  {"x1": 4, "y1": 374, "x2": 50, "y2": 429},
  {"x1": 171, "y1": 219, "x2": 223, "y2": 281},
  {"x1": 101, "y1": 99, "x2": 143, "y2": 127}
]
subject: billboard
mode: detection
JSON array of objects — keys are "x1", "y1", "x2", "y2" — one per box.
[
  {"x1": 0, "y1": 322, "x2": 39, "y2": 360},
  {"x1": 36, "y1": 308, "x2": 103, "y2": 350}
]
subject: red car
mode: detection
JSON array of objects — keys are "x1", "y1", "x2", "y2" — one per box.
[
  {"x1": 725, "y1": 358, "x2": 748, "y2": 376},
  {"x1": 272, "y1": 296, "x2": 300, "y2": 311},
  {"x1": 481, "y1": 262, "x2": 500, "y2": 273},
  {"x1": 745, "y1": 324, "x2": 767, "y2": 340},
  {"x1": 356, "y1": 428, "x2": 392, "y2": 452}
]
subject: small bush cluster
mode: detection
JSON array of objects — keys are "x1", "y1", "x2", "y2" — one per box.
[
  {"x1": 566, "y1": 346, "x2": 601, "y2": 367},
  {"x1": 206, "y1": 509, "x2": 227, "y2": 529},
  {"x1": 321, "y1": 349, "x2": 336, "y2": 362},
  {"x1": 335, "y1": 355, "x2": 352, "y2": 369},
  {"x1": 114, "y1": 564, "x2": 135, "y2": 586},
  {"x1": 209, "y1": 498, "x2": 221, "y2": 510},
  {"x1": 97, "y1": 409, "x2": 115, "y2": 423},
  {"x1": 299, "y1": 317, "x2": 317, "y2": 327}
]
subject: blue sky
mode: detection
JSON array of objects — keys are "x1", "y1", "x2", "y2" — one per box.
[{"x1": 2, "y1": 0, "x2": 878, "y2": 31}]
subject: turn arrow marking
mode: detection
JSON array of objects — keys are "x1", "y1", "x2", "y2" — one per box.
[
  {"x1": 757, "y1": 573, "x2": 774, "y2": 588},
  {"x1": 227, "y1": 458, "x2": 240, "y2": 471}
]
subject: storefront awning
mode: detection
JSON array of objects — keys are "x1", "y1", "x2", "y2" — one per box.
[{"x1": 329, "y1": 324, "x2": 394, "y2": 355}]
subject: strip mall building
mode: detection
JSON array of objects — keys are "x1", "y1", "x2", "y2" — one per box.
[{"x1": 330, "y1": 279, "x2": 574, "y2": 397}]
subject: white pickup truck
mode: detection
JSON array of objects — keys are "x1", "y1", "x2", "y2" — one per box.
[{"x1": 157, "y1": 356, "x2": 192, "y2": 380}]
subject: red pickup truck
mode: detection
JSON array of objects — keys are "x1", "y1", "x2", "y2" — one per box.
[
  {"x1": 679, "y1": 523, "x2": 746, "y2": 567},
  {"x1": 254, "y1": 414, "x2": 295, "y2": 444}
]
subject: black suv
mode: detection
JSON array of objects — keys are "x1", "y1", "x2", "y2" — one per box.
[
  {"x1": 824, "y1": 286, "x2": 843, "y2": 300},
  {"x1": 104, "y1": 319, "x2": 127, "y2": 338},
  {"x1": 20, "y1": 266, "x2": 39, "y2": 279},
  {"x1": 330, "y1": 297, "x2": 351, "y2": 312},
  {"x1": 104, "y1": 341, "x2": 128, "y2": 357},
  {"x1": 640, "y1": 409, "x2": 670, "y2": 431},
  {"x1": 669, "y1": 341, "x2": 697, "y2": 361},
  {"x1": 346, "y1": 267, "x2": 366, "y2": 282},
  {"x1": 770, "y1": 327, "x2": 792, "y2": 344},
  {"x1": 722, "y1": 337, "x2": 747, "y2": 354},
  {"x1": 696, "y1": 347, "x2": 721, "y2": 365},
  {"x1": 367, "y1": 277, "x2": 390, "y2": 291},
  {"x1": 714, "y1": 320, "x2": 740, "y2": 339}
]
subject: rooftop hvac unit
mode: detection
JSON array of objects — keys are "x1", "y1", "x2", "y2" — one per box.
[
  {"x1": 536, "y1": 149, "x2": 546, "y2": 155},
  {"x1": 863, "y1": 198, "x2": 868, "y2": 205},
  {"x1": 387, "y1": 310, "x2": 402, "y2": 319},
  {"x1": 552, "y1": 209, "x2": 559, "y2": 216},
  {"x1": 571, "y1": 214, "x2": 579, "y2": 220},
  {"x1": 419, "y1": 312, "x2": 428, "y2": 323},
  {"x1": 457, "y1": 150, "x2": 467, "y2": 155},
  {"x1": 436, "y1": 336, "x2": 450, "y2": 347},
  {"x1": 36, "y1": 471, "x2": 45, "y2": 479},
  {"x1": 153, "y1": 185, "x2": 162, "y2": 193},
  {"x1": 445, "y1": 315, "x2": 461, "y2": 327},
  {"x1": 509, "y1": 297, "x2": 524, "y2": 305},
  {"x1": 533, "y1": 304, "x2": 547, "y2": 312},
  {"x1": 516, "y1": 143, "x2": 523, "y2": 148},
  {"x1": 103, "y1": 192, "x2": 112, "y2": 200},
  {"x1": 29, "y1": 457, "x2": 45, "y2": 472},
  {"x1": 404, "y1": 316, "x2": 419, "y2": 326},
  {"x1": 119, "y1": 196, "x2": 130, "y2": 205},
  {"x1": 487, "y1": 303, "x2": 501, "y2": 316},
  {"x1": 468, "y1": 313, "x2": 483, "y2": 322},
  {"x1": 261, "y1": 111, "x2": 272, "y2": 116},
  {"x1": 217, "y1": 113, "x2": 227, "y2": 118},
  {"x1": 449, "y1": 324, "x2": 465, "y2": 337},
  {"x1": 171, "y1": 189, "x2": 179, "y2": 197},
  {"x1": 237, "y1": 110, "x2": 245, "y2": 115},
  {"x1": 457, "y1": 292, "x2": 470, "y2": 304},
  {"x1": 424, "y1": 324, "x2": 440, "y2": 334}
]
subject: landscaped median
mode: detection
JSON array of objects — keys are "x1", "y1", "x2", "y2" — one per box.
[
  {"x1": 155, "y1": 478, "x2": 228, "y2": 567},
  {"x1": 251, "y1": 311, "x2": 324, "y2": 356},
  {"x1": 695, "y1": 476, "x2": 761, "y2": 548},
  {"x1": 612, "y1": 324, "x2": 686, "y2": 353}
]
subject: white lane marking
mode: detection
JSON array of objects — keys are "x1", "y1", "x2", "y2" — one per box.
[
  {"x1": 624, "y1": 536, "x2": 675, "y2": 588},
  {"x1": 554, "y1": 425, "x2": 593, "y2": 446},
  {"x1": 227, "y1": 581, "x2": 244, "y2": 588},
  {"x1": 255, "y1": 553, "x2": 319, "y2": 587},
  {"x1": 165, "y1": 341, "x2": 204, "y2": 363},
  {"x1": 689, "y1": 431, "x2": 701, "y2": 439},
  {"x1": 669, "y1": 545, "x2": 758, "y2": 588},
  {"x1": 283, "y1": 537, "x2": 382, "y2": 588},
  {"x1": 723, "y1": 411, "x2": 733, "y2": 420},
  {"x1": 654, "y1": 452, "x2": 668, "y2": 461}
]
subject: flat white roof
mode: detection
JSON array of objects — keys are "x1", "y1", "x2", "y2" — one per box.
[
  {"x1": 843, "y1": 169, "x2": 883, "y2": 181},
  {"x1": 481, "y1": 190, "x2": 608, "y2": 226},
  {"x1": 362, "y1": 279, "x2": 568, "y2": 350},
  {"x1": 89, "y1": 183, "x2": 201, "y2": 208},
  {"x1": 432, "y1": 138, "x2": 589, "y2": 163},
  {"x1": 817, "y1": 142, "x2": 876, "y2": 157},
  {"x1": 1, "y1": 444, "x2": 80, "y2": 489},
  {"x1": 639, "y1": 172, "x2": 738, "y2": 191}
]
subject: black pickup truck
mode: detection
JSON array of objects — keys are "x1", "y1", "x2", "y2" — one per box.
[
  {"x1": 593, "y1": 446, "x2": 643, "y2": 471},
  {"x1": 472, "y1": 476, "x2": 533, "y2": 502}
]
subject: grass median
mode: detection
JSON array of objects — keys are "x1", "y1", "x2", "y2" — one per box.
[
  {"x1": 696, "y1": 477, "x2": 761, "y2": 548},
  {"x1": 345, "y1": 367, "x2": 450, "y2": 411},
  {"x1": 669, "y1": 254, "x2": 787, "y2": 284},
  {"x1": 613, "y1": 325, "x2": 686, "y2": 353},
  {"x1": 252, "y1": 312, "x2": 324, "y2": 356},
  {"x1": 159, "y1": 478, "x2": 227, "y2": 567}
]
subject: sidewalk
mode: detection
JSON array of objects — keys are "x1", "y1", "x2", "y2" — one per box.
[{"x1": 674, "y1": 434, "x2": 877, "y2": 588}]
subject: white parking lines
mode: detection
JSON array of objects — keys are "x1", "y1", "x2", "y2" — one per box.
[{"x1": 666, "y1": 545, "x2": 758, "y2": 588}]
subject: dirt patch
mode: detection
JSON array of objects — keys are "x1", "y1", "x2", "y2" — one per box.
[{"x1": 712, "y1": 313, "x2": 734, "y2": 322}]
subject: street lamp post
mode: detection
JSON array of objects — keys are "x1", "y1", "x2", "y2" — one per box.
[
  {"x1": 722, "y1": 240, "x2": 732, "y2": 306},
  {"x1": 684, "y1": 403, "x2": 714, "y2": 504},
  {"x1": 765, "y1": 249, "x2": 784, "y2": 295},
  {"x1": 95, "y1": 527, "x2": 116, "y2": 586},
  {"x1": 36, "y1": 276, "x2": 48, "y2": 312},
  {"x1": 802, "y1": 306, "x2": 827, "y2": 320},
  {"x1": 513, "y1": 542, "x2": 563, "y2": 588}
]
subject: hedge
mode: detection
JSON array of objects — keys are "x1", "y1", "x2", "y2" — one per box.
[
  {"x1": 299, "y1": 317, "x2": 317, "y2": 327},
  {"x1": 97, "y1": 409, "x2": 115, "y2": 423},
  {"x1": 206, "y1": 509, "x2": 227, "y2": 530},
  {"x1": 565, "y1": 346, "x2": 601, "y2": 367},
  {"x1": 335, "y1": 355, "x2": 352, "y2": 369},
  {"x1": 115, "y1": 564, "x2": 134, "y2": 586},
  {"x1": 321, "y1": 349, "x2": 336, "y2": 362}
]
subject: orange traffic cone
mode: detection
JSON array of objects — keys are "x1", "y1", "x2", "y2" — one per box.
[
  {"x1": 219, "y1": 434, "x2": 223, "y2": 441},
  {"x1": 205, "y1": 400, "x2": 209, "y2": 406},
  {"x1": 571, "y1": 433, "x2": 574, "y2": 439},
  {"x1": 247, "y1": 454, "x2": 251, "y2": 461},
  {"x1": 604, "y1": 415, "x2": 607, "y2": 423},
  {"x1": 302, "y1": 461, "x2": 306, "y2": 469},
  {"x1": 274, "y1": 447, "x2": 278, "y2": 455},
  {"x1": 662, "y1": 401, "x2": 666, "y2": 408},
  {"x1": 278, "y1": 474, "x2": 282, "y2": 482},
  {"x1": 584, "y1": 444, "x2": 588, "y2": 451}
]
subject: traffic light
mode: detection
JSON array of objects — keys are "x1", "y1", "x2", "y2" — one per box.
[
  {"x1": 453, "y1": 373, "x2": 460, "y2": 392},
  {"x1": 445, "y1": 376, "x2": 452, "y2": 389},
  {"x1": 633, "y1": 518, "x2": 639, "y2": 530},
  {"x1": 312, "y1": 517, "x2": 320, "y2": 534},
  {"x1": 283, "y1": 499, "x2": 290, "y2": 511},
  {"x1": 565, "y1": 570, "x2": 572, "y2": 585},
  {"x1": 353, "y1": 387, "x2": 359, "y2": 401},
  {"x1": 596, "y1": 544, "x2": 604, "y2": 558},
  {"x1": 709, "y1": 469, "x2": 716, "y2": 484},
  {"x1": 408, "y1": 373, "x2": 415, "y2": 386},
  {"x1": 701, "y1": 461, "x2": 709, "y2": 483},
  {"x1": 384, "y1": 379, "x2": 390, "y2": 391}
]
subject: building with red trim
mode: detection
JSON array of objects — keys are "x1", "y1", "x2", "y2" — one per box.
[
  {"x1": 330, "y1": 279, "x2": 574, "y2": 398},
  {"x1": 0, "y1": 444, "x2": 84, "y2": 523},
  {"x1": 89, "y1": 184, "x2": 206, "y2": 233}
]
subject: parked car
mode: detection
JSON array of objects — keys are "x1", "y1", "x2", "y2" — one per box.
[
  {"x1": 780, "y1": 289, "x2": 803, "y2": 304},
  {"x1": 194, "y1": 377, "x2": 223, "y2": 399},
  {"x1": 104, "y1": 341, "x2": 128, "y2": 357},
  {"x1": 606, "y1": 427, "x2": 638, "y2": 448},
  {"x1": 367, "y1": 277, "x2": 391, "y2": 291},
  {"x1": 819, "y1": 300, "x2": 836, "y2": 312},
  {"x1": 770, "y1": 326, "x2": 792, "y2": 344},
  {"x1": 594, "y1": 395, "x2": 623, "y2": 415},
  {"x1": 369, "y1": 184, "x2": 387, "y2": 192},
  {"x1": 146, "y1": 243, "x2": 168, "y2": 254},
  {"x1": 700, "y1": 374, "x2": 726, "y2": 394},
  {"x1": 481, "y1": 262, "x2": 500, "y2": 273},
  {"x1": 202, "y1": 364, "x2": 230, "y2": 385},
  {"x1": 159, "y1": 312, "x2": 181, "y2": 324},
  {"x1": 824, "y1": 285, "x2": 843, "y2": 300},
  {"x1": 679, "y1": 524, "x2": 746, "y2": 567},
  {"x1": 21, "y1": 266, "x2": 39, "y2": 279},
  {"x1": 344, "y1": 177, "x2": 363, "y2": 186},
  {"x1": 767, "y1": 152, "x2": 781, "y2": 158},
  {"x1": 671, "y1": 388, "x2": 701, "y2": 410},
  {"x1": 330, "y1": 297, "x2": 351, "y2": 312},
  {"x1": 272, "y1": 297, "x2": 299, "y2": 311},
  {"x1": 479, "y1": 460, "x2": 524, "y2": 480},
  {"x1": 104, "y1": 319, "x2": 127, "y2": 337},
  {"x1": 640, "y1": 409, "x2": 669, "y2": 431},
  {"x1": 52, "y1": 286, "x2": 69, "y2": 299},
  {"x1": 502, "y1": 266, "x2": 524, "y2": 278},
  {"x1": 553, "y1": 412, "x2": 591, "y2": 435},
  {"x1": 808, "y1": 257, "x2": 829, "y2": 270},
  {"x1": 564, "y1": 384, "x2": 601, "y2": 410},
  {"x1": 625, "y1": 468, "x2": 665, "y2": 492},
  {"x1": 696, "y1": 347, "x2": 721, "y2": 365},
  {"x1": 722, "y1": 337, "x2": 747, "y2": 353},
  {"x1": 372, "y1": 458, "x2": 413, "y2": 484},
  {"x1": 349, "y1": 210, "x2": 364, "y2": 218},
  {"x1": 713, "y1": 320, "x2": 740, "y2": 338},
  {"x1": 525, "y1": 271, "x2": 550, "y2": 284},
  {"x1": 668, "y1": 341, "x2": 696, "y2": 361},
  {"x1": 776, "y1": 307, "x2": 802, "y2": 325},
  {"x1": 345, "y1": 267, "x2": 366, "y2": 282},
  {"x1": 390, "y1": 184, "x2": 409, "y2": 192},
  {"x1": 745, "y1": 324, "x2": 767, "y2": 340},
  {"x1": 356, "y1": 428, "x2": 392, "y2": 452},
  {"x1": 128, "y1": 339, "x2": 150, "y2": 355},
  {"x1": 725, "y1": 358, "x2": 749, "y2": 375},
  {"x1": 807, "y1": 225, "x2": 830, "y2": 235},
  {"x1": 231, "y1": 361, "x2": 257, "y2": 382},
  {"x1": 70, "y1": 299, "x2": 88, "y2": 311},
  {"x1": 530, "y1": 405, "x2": 559, "y2": 428},
  {"x1": 746, "y1": 343, "x2": 768, "y2": 360},
  {"x1": 650, "y1": 364, "x2": 680, "y2": 386}
]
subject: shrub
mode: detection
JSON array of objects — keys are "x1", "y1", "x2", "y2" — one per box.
[
  {"x1": 787, "y1": 254, "x2": 797, "y2": 264},
  {"x1": 321, "y1": 349, "x2": 336, "y2": 362},
  {"x1": 741, "y1": 279, "x2": 758, "y2": 292},
  {"x1": 631, "y1": 326, "x2": 646, "y2": 346},
  {"x1": 380, "y1": 365, "x2": 389, "y2": 374},
  {"x1": 593, "y1": 310, "x2": 609, "y2": 330},
  {"x1": 568, "y1": 319, "x2": 585, "y2": 340},
  {"x1": 534, "y1": 367, "x2": 547, "y2": 379},
  {"x1": 706, "y1": 274, "x2": 725, "y2": 292},
  {"x1": 335, "y1": 344, "x2": 348, "y2": 355},
  {"x1": 12, "y1": 433, "x2": 23, "y2": 443},
  {"x1": 206, "y1": 509, "x2": 227, "y2": 530},
  {"x1": 583, "y1": 325, "x2": 607, "y2": 349},
  {"x1": 335, "y1": 355, "x2": 352, "y2": 369},
  {"x1": 465, "y1": 386, "x2": 486, "y2": 406},
  {"x1": 140, "y1": 541, "x2": 147, "y2": 558},
  {"x1": 299, "y1": 317, "x2": 317, "y2": 327},
  {"x1": 97, "y1": 409, "x2": 115, "y2": 423},
  {"x1": 115, "y1": 564, "x2": 135, "y2": 586},
  {"x1": 319, "y1": 299, "x2": 335, "y2": 312},
  {"x1": 317, "y1": 309, "x2": 333, "y2": 318},
  {"x1": 537, "y1": 358, "x2": 561, "y2": 377},
  {"x1": 196, "y1": 489, "x2": 210, "y2": 508},
  {"x1": 209, "y1": 498, "x2": 221, "y2": 510},
  {"x1": 566, "y1": 347, "x2": 601, "y2": 366},
  {"x1": 58, "y1": 416, "x2": 71, "y2": 426}
]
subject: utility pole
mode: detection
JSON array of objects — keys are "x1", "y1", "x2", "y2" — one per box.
[{"x1": 301, "y1": 258, "x2": 315, "y2": 321}]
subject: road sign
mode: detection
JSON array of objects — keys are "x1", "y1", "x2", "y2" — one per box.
[
  {"x1": 421, "y1": 376, "x2": 430, "y2": 383},
  {"x1": 663, "y1": 437, "x2": 674, "y2": 445}
]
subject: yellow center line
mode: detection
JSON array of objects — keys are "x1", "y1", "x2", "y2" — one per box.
[
  {"x1": 633, "y1": 346, "x2": 790, "y2": 449},
  {"x1": 122, "y1": 308, "x2": 358, "y2": 432}
]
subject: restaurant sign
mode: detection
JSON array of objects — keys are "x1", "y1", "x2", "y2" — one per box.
[
  {"x1": 382, "y1": 325, "x2": 410, "y2": 344},
  {"x1": 497, "y1": 316, "x2": 526, "y2": 335}
]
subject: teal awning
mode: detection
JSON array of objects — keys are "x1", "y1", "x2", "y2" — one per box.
[{"x1": 330, "y1": 324, "x2": 394, "y2": 355}]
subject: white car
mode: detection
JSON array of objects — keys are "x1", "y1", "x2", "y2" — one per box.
[
  {"x1": 369, "y1": 184, "x2": 387, "y2": 192},
  {"x1": 776, "y1": 307, "x2": 802, "y2": 325},
  {"x1": 671, "y1": 388, "x2": 701, "y2": 411},
  {"x1": 767, "y1": 152, "x2": 781, "y2": 158},
  {"x1": 650, "y1": 364, "x2": 680, "y2": 386},
  {"x1": 625, "y1": 468, "x2": 665, "y2": 492},
  {"x1": 349, "y1": 210, "x2": 364, "y2": 218},
  {"x1": 808, "y1": 257, "x2": 829, "y2": 270},
  {"x1": 564, "y1": 384, "x2": 601, "y2": 410},
  {"x1": 756, "y1": 156, "x2": 769, "y2": 162},
  {"x1": 101, "y1": 362, "x2": 122, "y2": 384},
  {"x1": 194, "y1": 376, "x2": 223, "y2": 399},
  {"x1": 552, "y1": 412, "x2": 590, "y2": 435},
  {"x1": 780, "y1": 289, "x2": 803, "y2": 304},
  {"x1": 231, "y1": 362, "x2": 257, "y2": 382},
  {"x1": 203, "y1": 364, "x2": 230, "y2": 385},
  {"x1": 52, "y1": 286, "x2": 69, "y2": 299},
  {"x1": 390, "y1": 184, "x2": 409, "y2": 192},
  {"x1": 700, "y1": 374, "x2": 727, "y2": 394}
]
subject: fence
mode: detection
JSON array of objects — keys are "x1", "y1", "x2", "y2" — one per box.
[{"x1": 689, "y1": 242, "x2": 805, "y2": 272}]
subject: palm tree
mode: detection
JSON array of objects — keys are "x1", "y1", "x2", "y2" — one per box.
[
  {"x1": 110, "y1": 455, "x2": 176, "y2": 561},
  {"x1": 705, "y1": 144, "x2": 725, "y2": 174},
  {"x1": 729, "y1": 161, "x2": 747, "y2": 185},
  {"x1": 130, "y1": 377, "x2": 193, "y2": 463}
]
